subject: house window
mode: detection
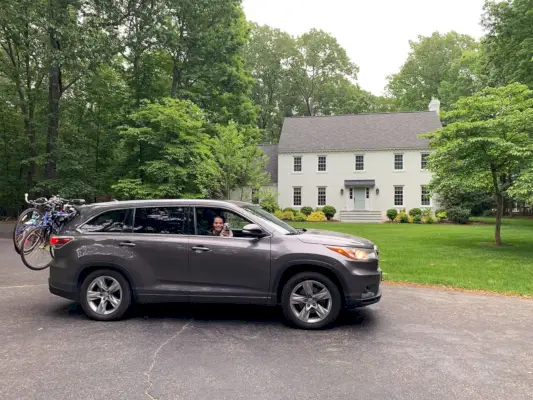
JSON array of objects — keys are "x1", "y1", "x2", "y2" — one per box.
[
  {"x1": 293, "y1": 187, "x2": 302, "y2": 206},
  {"x1": 355, "y1": 155, "x2": 364, "y2": 171},
  {"x1": 394, "y1": 154, "x2": 404, "y2": 170},
  {"x1": 293, "y1": 156, "x2": 302, "y2": 172},
  {"x1": 366, "y1": 188, "x2": 370, "y2": 199},
  {"x1": 394, "y1": 186, "x2": 404, "y2": 206},
  {"x1": 317, "y1": 187, "x2": 326, "y2": 206},
  {"x1": 317, "y1": 156, "x2": 327, "y2": 172},
  {"x1": 421, "y1": 153, "x2": 430, "y2": 170},
  {"x1": 421, "y1": 185, "x2": 431, "y2": 206},
  {"x1": 349, "y1": 188, "x2": 353, "y2": 199}
]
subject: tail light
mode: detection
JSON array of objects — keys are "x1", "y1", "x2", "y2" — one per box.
[{"x1": 50, "y1": 236, "x2": 74, "y2": 248}]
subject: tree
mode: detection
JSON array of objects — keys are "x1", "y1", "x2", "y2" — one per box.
[
  {"x1": 424, "y1": 83, "x2": 533, "y2": 245},
  {"x1": 112, "y1": 98, "x2": 219, "y2": 199},
  {"x1": 287, "y1": 29, "x2": 359, "y2": 116},
  {"x1": 244, "y1": 23, "x2": 295, "y2": 142},
  {"x1": 212, "y1": 122, "x2": 269, "y2": 199},
  {"x1": 482, "y1": 0, "x2": 533, "y2": 88},
  {"x1": 387, "y1": 32, "x2": 482, "y2": 111}
]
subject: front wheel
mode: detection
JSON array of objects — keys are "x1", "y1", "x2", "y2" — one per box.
[
  {"x1": 281, "y1": 272, "x2": 342, "y2": 330},
  {"x1": 20, "y1": 227, "x2": 53, "y2": 271}
]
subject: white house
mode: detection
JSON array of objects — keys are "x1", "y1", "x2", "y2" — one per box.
[{"x1": 232, "y1": 104, "x2": 443, "y2": 222}]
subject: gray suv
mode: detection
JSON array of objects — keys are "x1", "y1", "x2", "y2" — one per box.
[{"x1": 49, "y1": 199, "x2": 382, "y2": 329}]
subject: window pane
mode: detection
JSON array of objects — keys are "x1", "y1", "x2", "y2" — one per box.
[
  {"x1": 421, "y1": 153, "x2": 429, "y2": 169},
  {"x1": 293, "y1": 187, "x2": 302, "y2": 206},
  {"x1": 421, "y1": 186, "x2": 431, "y2": 206},
  {"x1": 195, "y1": 207, "x2": 252, "y2": 235},
  {"x1": 133, "y1": 207, "x2": 188, "y2": 234},
  {"x1": 318, "y1": 187, "x2": 326, "y2": 206},
  {"x1": 394, "y1": 186, "x2": 403, "y2": 206},
  {"x1": 366, "y1": 187, "x2": 370, "y2": 199},
  {"x1": 355, "y1": 155, "x2": 364, "y2": 171},
  {"x1": 318, "y1": 156, "x2": 327, "y2": 171},
  {"x1": 394, "y1": 154, "x2": 403, "y2": 170},
  {"x1": 293, "y1": 157, "x2": 302, "y2": 172},
  {"x1": 80, "y1": 209, "x2": 129, "y2": 233}
]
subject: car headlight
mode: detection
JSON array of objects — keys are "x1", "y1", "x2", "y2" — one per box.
[{"x1": 327, "y1": 246, "x2": 377, "y2": 261}]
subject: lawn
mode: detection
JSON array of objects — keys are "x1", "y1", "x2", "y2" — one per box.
[{"x1": 293, "y1": 217, "x2": 533, "y2": 297}]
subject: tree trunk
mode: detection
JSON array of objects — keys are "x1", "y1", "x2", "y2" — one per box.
[
  {"x1": 170, "y1": 61, "x2": 180, "y2": 98},
  {"x1": 45, "y1": 24, "x2": 62, "y2": 182}
]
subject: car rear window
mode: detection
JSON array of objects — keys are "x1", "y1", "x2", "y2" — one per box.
[{"x1": 79, "y1": 209, "x2": 130, "y2": 233}]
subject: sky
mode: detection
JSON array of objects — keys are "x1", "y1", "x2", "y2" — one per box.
[{"x1": 242, "y1": 0, "x2": 486, "y2": 96}]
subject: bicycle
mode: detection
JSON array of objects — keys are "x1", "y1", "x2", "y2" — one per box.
[
  {"x1": 12, "y1": 194, "x2": 51, "y2": 254},
  {"x1": 17, "y1": 195, "x2": 85, "y2": 270}
]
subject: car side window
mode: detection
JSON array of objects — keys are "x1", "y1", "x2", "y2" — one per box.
[
  {"x1": 195, "y1": 207, "x2": 254, "y2": 237},
  {"x1": 133, "y1": 207, "x2": 190, "y2": 235},
  {"x1": 79, "y1": 209, "x2": 130, "y2": 233}
]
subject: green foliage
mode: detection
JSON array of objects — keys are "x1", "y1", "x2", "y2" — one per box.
[
  {"x1": 386, "y1": 208, "x2": 398, "y2": 222},
  {"x1": 424, "y1": 83, "x2": 533, "y2": 244},
  {"x1": 259, "y1": 190, "x2": 280, "y2": 213},
  {"x1": 436, "y1": 211, "x2": 448, "y2": 221},
  {"x1": 300, "y1": 206, "x2": 313, "y2": 216},
  {"x1": 387, "y1": 31, "x2": 483, "y2": 111},
  {"x1": 282, "y1": 207, "x2": 297, "y2": 213},
  {"x1": 293, "y1": 212, "x2": 307, "y2": 222},
  {"x1": 322, "y1": 205, "x2": 337, "y2": 220},
  {"x1": 413, "y1": 214, "x2": 422, "y2": 224},
  {"x1": 307, "y1": 211, "x2": 327, "y2": 222},
  {"x1": 395, "y1": 210, "x2": 409, "y2": 224},
  {"x1": 280, "y1": 211, "x2": 294, "y2": 221},
  {"x1": 426, "y1": 216, "x2": 435, "y2": 224},
  {"x1": 409, "y1": 208, "x2": 422, "y2": 217},
  {"x1": 273, "y1": 210, "x2": 284, "y2": 219},
  {"x1": 447, "y1": 207, "x2": 471, "y2": 224}
]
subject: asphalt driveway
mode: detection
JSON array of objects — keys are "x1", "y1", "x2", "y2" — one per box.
[{"x1": 1, "y1": 236, "x2": 532, "y2": 400}]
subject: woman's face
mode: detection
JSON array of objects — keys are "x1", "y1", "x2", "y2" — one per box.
[{"x1": 213, "y1": 217, "x2": 224, "y2": 233}]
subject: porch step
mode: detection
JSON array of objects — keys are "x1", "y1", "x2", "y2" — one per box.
[{"x1": 340, "y1": 210, "x2": 383, "y2": 223}]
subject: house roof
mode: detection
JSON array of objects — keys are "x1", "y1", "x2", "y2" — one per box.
[
  {"x1": 258, "y1": 144, "x2": 278, "y2": 184},
  {"x1": 277, "y1": 111, "x2": 442, "y2": 153}
]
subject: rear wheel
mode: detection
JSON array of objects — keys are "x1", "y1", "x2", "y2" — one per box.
[
  {"x1": 80, "y1": 270, "x2": 132, "y2": 321},
  {"x1": 281, "y1": 272, "x2": 342, "y2": 330},
  {"x1": 13, "y1": 208, "x2": 43, "y2": 254},
  {"x1": 20, "y1": 227, "x2": 53, "y2": 271}
]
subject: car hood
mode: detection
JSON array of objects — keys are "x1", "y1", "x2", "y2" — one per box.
[{"x1": 297, "y1": 229, "x2": 374, "y2": 248}]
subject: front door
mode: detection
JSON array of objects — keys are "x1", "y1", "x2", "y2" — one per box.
[
  {"x1": 354, "y1": 188, "x2": 366, "y2": 210},
  {"x1": 188, "y1": 206, "x2": 271, "y2": 304}
]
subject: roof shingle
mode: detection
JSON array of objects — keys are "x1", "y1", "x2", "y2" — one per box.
[{"x1": 278, "y1": 111, "x2": 442, "y2": 153}]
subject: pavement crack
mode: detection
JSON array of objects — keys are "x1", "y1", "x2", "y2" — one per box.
[{"x1": 144, "y1": 320, "x2": 193, "y2": 400}]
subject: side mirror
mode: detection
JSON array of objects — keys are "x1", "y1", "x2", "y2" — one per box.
[{"x1": 242, "y1": 223, "x2": 266, "y2": 237}]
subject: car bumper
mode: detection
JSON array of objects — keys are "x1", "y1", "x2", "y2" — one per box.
[
  {"x1": 344, "y1": 266, "x2": 382, "y2": 308},
  {"x1": 49, "y1": 278, "x2": 78, "y2": 302}
]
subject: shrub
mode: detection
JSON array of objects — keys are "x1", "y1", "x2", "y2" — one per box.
[
  {"x1": 427, "y1": 216, "x2": 435, "y2": 224},
  {"x1": 281, "y1": 211, "x2": 295, "y2": 221},
  {"x1": 422, "y1": 208, "x2": 432, "y2": 218},
  {"x1": 408, "y1": 215, "x2": 415, "y2": 223},
  {"x1": 386, "y1": 208, "x2": 398, "y2": 221},
  {"x1": 273, "y1": 210, "x2": 284, "y2": 219},
  {"x1": 322, "y1": 205, "x2": 337, "y2": 220},
  {"x1": 409, "y1": 208, "x2": 422, "y2": 217},
  {"x1": 300, "y1": 206, "x2": 313, "y2": 216},
  {"x1": 413, "y1": 214, "x2": 422, "y2": 224},
  {"x1": 282, "y1": 207, "x2": 296, "y2": 214},
  {"x1": 447, "y1": 206, "x2": 471, "y2": 224},
  {"x1": 260, "y1": 191, "x2": 279, "y2": 213},
  {"x1": 315, "y1": 207, "x2": 323, "y2": 212},
  {"x1": 307, "y1": 211, "x2": 327, "y2": 222},
  {"x1": 293, "y1": 212, "x2": 307, "y2": 222},
  {"x1": 436, "y1": 210, "x2": 447, "y2": 221},
  {"x1": 395, "y1": 209, "x2": 409, "y2": 223}
]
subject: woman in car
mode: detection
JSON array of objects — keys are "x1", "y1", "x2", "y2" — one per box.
[{"x1": 209, "y1": 215, "x2": 233, "y2": 237}]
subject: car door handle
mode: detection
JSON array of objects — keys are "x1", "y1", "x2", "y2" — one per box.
[
  {"x1": 191, "y1": 245, "x2": 210, "y2": 252},
  {"x1": 119, "y1": 241, "x2": 136, "y2": 247}
]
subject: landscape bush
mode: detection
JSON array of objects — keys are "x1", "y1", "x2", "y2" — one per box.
[
  {"x1": 293, "y1": 212, "x2": 307, "y2": 222},
  {"x1": 322, "y1": 205, "x2": 337, "y2": 220},
  {"x1": 447, "y1": 207, "x2": 471, "y2": 224},
  {"x1": 386, "y1": 208, "x2": 398, "y2": 222},
  {"x1": 300, "y1": 206, "x2": 313, "y2": 216},
  {"x1": 307, "y1": 211, "x2": 327, "y2": 222},
  {"x1": 409, "y1": 208, "x2": 422, "y2": 217}
]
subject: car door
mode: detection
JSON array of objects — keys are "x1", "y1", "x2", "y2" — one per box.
[
  {"x1": 188, "y1": 206, "x2": 271, "y2": 304},
  {"x1": 118, "y1": 205, "x2": 191, "y2": 300}
]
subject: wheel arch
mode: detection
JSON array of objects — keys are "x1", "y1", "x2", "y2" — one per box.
[{"x1": 76, "y1": 262, "x2": 138, "y2": 301}]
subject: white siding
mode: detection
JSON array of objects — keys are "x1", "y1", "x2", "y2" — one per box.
[{"x1": 277, "y1": 150, "x2": 437, "y2": 219}]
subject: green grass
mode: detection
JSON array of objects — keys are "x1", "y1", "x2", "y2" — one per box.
[{"x1": 293, "y1": 217, "x2": 533, "y2": 296}]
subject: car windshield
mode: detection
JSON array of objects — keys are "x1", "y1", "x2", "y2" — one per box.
[{"x1": 241, "y1": 205, "x2": 298, "y2": 234}]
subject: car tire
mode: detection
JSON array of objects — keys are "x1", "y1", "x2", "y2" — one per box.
[
  {"x1": 281, "y1": 272, "x2": 342, "y2": 330},
  {"x1": 79, "y1": 269, "x2": 132, "y2": 321}
]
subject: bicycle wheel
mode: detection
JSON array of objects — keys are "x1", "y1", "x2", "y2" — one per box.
[
  {"x1": 20, "y1": 227, "x2": 53, "y2": 271},
  {"x1": 13, "y1": 208, "x2": 43, "y2": 254}
]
